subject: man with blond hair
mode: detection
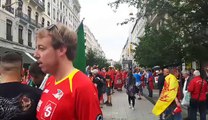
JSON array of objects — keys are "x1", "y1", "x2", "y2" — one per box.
[{"x1": 34, "y1": 24, "x2": 102, "y2": 120}]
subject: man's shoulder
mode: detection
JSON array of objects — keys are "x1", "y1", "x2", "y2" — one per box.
[
  {"x1": 73, "y1": 71, "x2": 92, "y2": 85},
  {"x1": 19, "y1": 83, "x2": 42, "y2": 96}
]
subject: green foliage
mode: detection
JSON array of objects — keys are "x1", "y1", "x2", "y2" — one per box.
[
  {"x1": 134, "y1": 24, "x2": 183, "y2": 67},
  {"x1": 86, "y1": 48, "x2": 110, "y2": 69},
  {"x1": 114, "y1": 62, "x2": 122, "y2": 70},
  {"x1": 109, "y1": 0, "x2": 208, "y2": 67}
]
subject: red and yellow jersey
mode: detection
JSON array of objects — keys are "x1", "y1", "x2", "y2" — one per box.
[{"x1": 36, "y1": 69, "x2": 103, "y2": 120}]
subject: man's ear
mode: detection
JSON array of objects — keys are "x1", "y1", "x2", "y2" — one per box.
[{"x1": 58, "y1": 46, "x2": 67, "y2": 56}]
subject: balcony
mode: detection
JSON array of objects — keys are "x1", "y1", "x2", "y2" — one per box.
[
  {"x1": 5, "y1": 6, "x2": 14, "y2": 14},
  {"x1": 30, "y1": 0, "x2": 45, "y2": 11},
  {"x1": 6, "y1": 34, "x2": 13, "y2": 41},
  {"x1": 15, "y1": 11, "x2": 40, "y2": 28},
  {"x1": 15, "y1": 11, "x2": 28, "y2": 25}
]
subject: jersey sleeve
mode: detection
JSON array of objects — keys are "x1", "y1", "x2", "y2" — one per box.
[{"x1": 75, "y1": 82, "x2": 103, "y2": 120}]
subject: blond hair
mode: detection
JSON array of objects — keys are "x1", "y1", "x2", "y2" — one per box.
[{"x1": 36, "y1": 23, "x2": 77, "y2": 60}]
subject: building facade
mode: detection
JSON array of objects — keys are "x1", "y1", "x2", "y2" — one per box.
[
  {"x1": 0, "y1": 0, "x2": 80, "y2": 63},
  {"x1": 84, "y1": 25, "x2": 105, "y2": 57},
  {"x1": 121, "y1": 16, "x2": 146, "y2": 69}
]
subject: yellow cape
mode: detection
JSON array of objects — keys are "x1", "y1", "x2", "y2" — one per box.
[{"x1": 152, "y1": 74, "x2": 179, "y2": 116}]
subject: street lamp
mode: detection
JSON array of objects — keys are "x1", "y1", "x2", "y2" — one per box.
[{"x1": 2, "y1": 1, "x2": 22, "y2": 9}]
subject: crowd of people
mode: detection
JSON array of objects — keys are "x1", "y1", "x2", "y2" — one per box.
[
  {"x1": 153, "y1": 67, "x2": 208, "y2": 120},
  {"x1": 0, "y1": 22, "x2": 208, "y2": 120}
]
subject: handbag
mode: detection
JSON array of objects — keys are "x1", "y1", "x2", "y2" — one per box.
[{"x1": 181, "y1": 91, "x2": 190, "y2": 106}]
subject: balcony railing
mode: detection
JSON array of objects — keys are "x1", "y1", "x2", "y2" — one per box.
[
  {"x1": 5, "y1": 6, "x2": 14, "y2": 14},
  {"x1": 15, "y1": 12, "x2": 28, "y2": 23},
  {"x1": 16, "y1": 11, "x2": 40, "y2": 27},
  {"x1": 31, "y1": 0, "x2": 45, "y2": 11}
]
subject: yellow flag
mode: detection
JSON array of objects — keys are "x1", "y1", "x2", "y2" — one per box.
[{"x1": 152, "y1": 74, "x2": 179, "y2": 116}]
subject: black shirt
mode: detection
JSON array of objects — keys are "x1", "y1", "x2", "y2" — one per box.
[{"x1": 0, "y1": 82, "x2": 42, "y2": 120}]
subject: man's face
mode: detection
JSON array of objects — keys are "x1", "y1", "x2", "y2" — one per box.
[
  {"x1": 34, "y1": 35, "x2": 59, "y2": 74},
  {"x1": 163, "y1": 69, "x2": 169, "y2": 76}
]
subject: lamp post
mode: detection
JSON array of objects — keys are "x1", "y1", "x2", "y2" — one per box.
[{"x1": 2, "y1": 1, "x2": 22, "y2": 9}]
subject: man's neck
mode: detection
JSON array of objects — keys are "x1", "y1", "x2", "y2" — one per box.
[
  {"x1": 53, "y1": 60, "x2": 75, "y2": 82},
  {"x1": 0, "y1": 75, "x2": 22, "y2": 83}
]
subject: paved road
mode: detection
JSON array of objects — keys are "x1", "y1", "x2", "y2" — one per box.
[{"x1": 101, "y1": 90, "x2": 159, "y2": 120}]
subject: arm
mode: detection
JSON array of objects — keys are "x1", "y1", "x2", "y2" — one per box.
[{"x1": 187, "y1": 79, "x2": 194, "y2": 93}]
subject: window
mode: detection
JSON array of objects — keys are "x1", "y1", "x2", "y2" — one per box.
[
  {"x1": 47, "y1": 21, "x2": 50, "y2": 26},
  {"x1": 57, "y1": 12, "x2": 59, "y2": 22},
  {"x1": 60, "y1": 14, "x2": 62, "y2": 23},
  {"x1": 53, "y1": 0, "x2": 55, "y2": 3},
  {"x1": 28, "y1": 6, "x2": 31, "y2": 22},
  {"x1": 18, "y1": 25, "x2": 23, "y2": 44},
  {"x1": 28, "y1": 30, "x2": 32, "y2": 47},
  {"x1": 53, "y1": 8, "x2": 55, "y2": 20},
  {"x1": 42, "y1": 17, "x2": 45, "y2": 27},
  {"x1": 35, "y1": 12, "x2": 39, "y2": 25},
  {"x1": 60, "y1": 2, "x2": 62, "y2": 10},
  {"x1": 63, "y1": 5, "x2": 65, "y2": 12},
  {"x1": 63, "y1": 17, "x2": 65, "y2": 25},
  {"x1": 6, "y1": 19, "x2": 12, "y2": 41},
  {"x1": 47, "y1": 2, "x2": 50, "y2": 16}
]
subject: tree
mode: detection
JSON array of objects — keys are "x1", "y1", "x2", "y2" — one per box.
[
  {"x1": 114, "y1": 62, "x2": 122, "y2": 70},
  {"x1": 109, "y1": 0, "x2": 208, "y2": 67},
  {"x1": 86, "y1": 48, "x2": 110, "y2": 69}
]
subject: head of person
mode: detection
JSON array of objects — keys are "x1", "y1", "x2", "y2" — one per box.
[
  {"x1": 170, "y1": 68, "x2": 180, "y2": 78},
  {"x1": 182, "y1": 70, "x2": 190, "y2": 78},
  {"x1": 0, "y1": 52, "x2": 23, "y2": 81},
  {"x1": 29, "y1": 62, "x2": 46, "y2": 87},
  {"x1": 163, "y1": 68, "x2": 169, "y2": 76},
  {"x1": 34, "y1": 23, "x2": 77, "y2": 74},
  {"x1": 91, "y1": 69, "x2": 98, "y2": 76},
  {"x1": 193, "y1": 70, "x2": 200, "y2": 77}
]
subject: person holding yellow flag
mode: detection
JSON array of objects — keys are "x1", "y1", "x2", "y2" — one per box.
[{"x1": 152, "y1": 68, "x2": 182, "y2": 120}]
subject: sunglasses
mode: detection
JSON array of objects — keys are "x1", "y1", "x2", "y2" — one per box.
[{"x1": 46, "y1": 24, "x2": 63, "y2": 42}]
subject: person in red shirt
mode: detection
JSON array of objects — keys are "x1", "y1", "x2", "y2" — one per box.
[
  {"x1": 188, "y1": 70, "x2": 207, "y2": 120},
  {"x1": 34, "y1": 23, "x2": 102, "y2": 120},
  {"x1": 115, "y1": 69, "x2": 123, "y2": 91}
]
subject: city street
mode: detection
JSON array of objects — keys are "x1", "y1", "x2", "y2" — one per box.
[{"x1": 102, "y1": 90, "x2": 158, "y2": 120}]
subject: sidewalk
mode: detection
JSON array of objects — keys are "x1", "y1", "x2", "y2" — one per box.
[{"x1": 101, "y1": 90, "x2": 158, "y2": 120}]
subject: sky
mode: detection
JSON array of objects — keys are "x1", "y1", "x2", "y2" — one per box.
[{"x1": 79, "y1": 0, "x2": 136, "y2": 61}]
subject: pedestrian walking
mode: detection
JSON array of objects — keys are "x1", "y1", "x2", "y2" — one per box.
[
  {"x1": 126, "y1": 70, "x2": 136, "y2": 110},
  {"x1": 152, "y1": 68, "x2": 182, "y2": 120},
  {"x1": 188, "y1": 70, "x2": 207, "y2": 120},
  {"x1": 133, "y1": 68, "x2": 142, "y2": 100},
  {"x1": 0, "y1": 52, "x2": 42, "y2": 120},
  {"x1": 105, "y1": 74, "x2": 113, "y2": 106},
  {"x1": 34, "y1": 23, "x2": 102, "y2": 120},
  {"x1": 181, "y1": 70, "x2": 192, "y2": 120},
  {"x1": 147, "y1": 69, "x2": 154, "y2": 97}
]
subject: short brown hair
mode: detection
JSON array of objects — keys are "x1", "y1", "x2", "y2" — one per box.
[
  {"x1": 36, "y1": 23, "x2": 77, "y2": 60},
  {"x1": 0, "y1": 52, "x2": 22, "y2": 71}
]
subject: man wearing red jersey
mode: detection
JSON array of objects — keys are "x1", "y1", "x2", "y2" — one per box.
[{"x1": 34, "y1": 23, "x2": 103, "y2": 120}]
